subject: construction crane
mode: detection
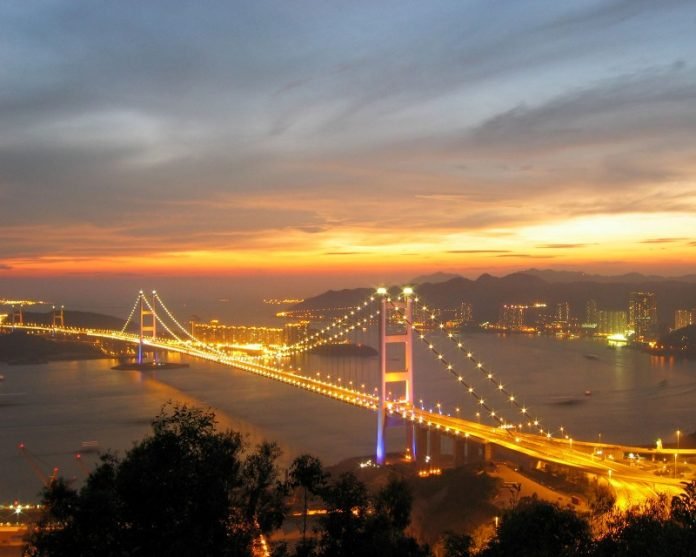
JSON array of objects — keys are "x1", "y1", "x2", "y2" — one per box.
[{"x1": 17, "y1": 442, "x2": 59, "y2": 487}]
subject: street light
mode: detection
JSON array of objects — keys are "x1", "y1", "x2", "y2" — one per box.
[{"x1": 676, "y1": 429, "x2": 681, "y2": 479}]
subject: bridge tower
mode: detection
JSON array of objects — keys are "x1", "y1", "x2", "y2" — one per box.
[
  {"x1": 376, "y1": 287, "x2": 416, "y2": 465},
  {"x1": 52, "y1": 305, "x2": 65, "y2": 328},
  {"x1": 11, "y1": 305, "x2": 23, "y2": 326},
  {"x1": 138, "y1": 291, "x2": 157, "y2": 364}
]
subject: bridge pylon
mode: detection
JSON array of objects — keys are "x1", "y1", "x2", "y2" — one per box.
[
  {"x1": 376, "y1": 287, "x2": 416, "y2": 465},
  {"x1": 52, "y1": 305, "x2": 65, "y2": 328},
  {"x1": 138, "y1": 291, "x2": 157, "y2": 364},
  {"x1": 11, "y1": 305, "x2": 23, "y2": 326}
]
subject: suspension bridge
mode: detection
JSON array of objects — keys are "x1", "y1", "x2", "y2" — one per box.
[{"x1": 3, "y1": 288, "x2": 694, "y2": 506}]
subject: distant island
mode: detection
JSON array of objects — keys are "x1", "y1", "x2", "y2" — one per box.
[
  {"x1": 18, "y1": 309, "x2": 125, "y2": 330},
  {"x1": 0, "y1": 330, "x2": 105, "y2": 364},
  {"x1": 310, "y1": 342, "x2": 378, "y2": 357}
]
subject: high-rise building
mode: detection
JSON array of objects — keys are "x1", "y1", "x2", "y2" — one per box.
[
  {"x1": 500, "y1": 304, "x2": 525, "y2": 329},
  {"x1": 283, "y1": 321, "x2": 310, "y2": 345},
  {"x1": 585, "y1": 299, "x2": 598, "y2": 326},
  {"x1": 413, "y1": 305, "x2": 441, "y2": 328},
  {"x1": 597, "y1": 310, "x2": 627, "y2": 336},
  {"x1": 457, "y1": 302, "x2": 473, "y2": 324},
  {"x1": 674, "y1": 309, "x2": 695, "y2": 330},
  {"x1": 525, "y1": 303, "x2": 548, "y2": 328},
  {"x1": 555, "y1": 302, "x2": 570, "y2": 322},
  {"x1": 192, "y1": 320, "x2": 286, "y2": 346},
  {"x1": 628, "y1": 292, "x2": 657, "y2": 340}
]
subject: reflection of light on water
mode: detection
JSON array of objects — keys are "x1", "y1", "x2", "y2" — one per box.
[{"x1": 607, "y1": 333, "x2": 628, "y2": 347}]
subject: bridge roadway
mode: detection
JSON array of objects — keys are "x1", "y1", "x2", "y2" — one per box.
[{"x1": 5, "y1": 324, "x2": 694, "y2": 504}]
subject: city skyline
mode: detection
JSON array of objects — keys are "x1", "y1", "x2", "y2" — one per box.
[{"x1": 1, "y1": 1, "x2": 695, "y2": 287}]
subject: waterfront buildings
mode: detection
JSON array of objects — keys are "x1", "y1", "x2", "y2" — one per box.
[
  {"x1": 499, "y1": 304, "x2": 526, "y2": 329},
  {"x1": 457, "y1": 302, "x2": 473, "y2": 325},
  {"x1": 628, "y1": 292, "x2": 657, "y2": 341},
  {"x1": 674, "y1": 308, "x2": 696, "y2": 330},
  {"x1": 597, "y1": 310, "x2": 628, "y2": 336},
  {"x1": 191, "y1": 320, "x2": 309, "y2": 347}
]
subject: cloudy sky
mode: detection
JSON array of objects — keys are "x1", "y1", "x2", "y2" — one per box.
[{"x1": 2, "y1": 0, "x2": 696, "y2": 287}]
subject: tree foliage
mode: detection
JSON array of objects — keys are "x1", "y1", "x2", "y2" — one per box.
[
  {"x1": 593, "y1": 492, "x2": 695, "y2": 556},
  {"x1": 24, "y1": 403, "x2": 287, "y2": 557},
  {"x1": 442, "y1": 531, "x2": 473, "y2": 557},
  {"x1": 24, "y1": 405, "x2": 696, "y2": 557},
  {"x1": 277, "y1": 464, "x2": 430, "y2": 557},
  {"x1": 479, "y1": 497, "x2": 592, "y2": 557},
  {"x1": 289, "y1": 454, "x2": 327, "y2": 549},
  {"x1": 671, "y1": 480, "x2": 696, "y2": 530}
]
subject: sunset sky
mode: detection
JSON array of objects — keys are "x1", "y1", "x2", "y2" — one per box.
[{"x1": 1, "y1": 0, "x2": 696, "y2": 291}]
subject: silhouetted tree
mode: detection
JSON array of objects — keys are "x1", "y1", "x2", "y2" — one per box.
[
  {"x1": 373, "y1": 475, "x2": 414, "y2": 531},
  {"x1": 312, "y1": 474, "x2": 429, "y2": 557},
  {"x1": 671, "y1": 480, "x2": 696, "y2": 530},
  {"x1": 588, "y1": 482, "x2": 615, "y2": 516},
  {"x1": 289, "y1": 454, "x2": 327, "y2": 552},
  {"x1": 316, "y1": 472, "x2": 369, "y2": 557},
  {"x1": 362, "y1": 477, "x2": 430, "y2": 557},
  {"x1": 479, "y1": 497, "x2": 592, "y2": 557},
  {"x1": 593, "y1": 494, "x2": 694, "y2": 556},
  {"x1": 442, "y1": 531, "x2": 473, "y2": 557},
  {"x1": 25, "y1": 403, "x2": 287, "y2": 557}
]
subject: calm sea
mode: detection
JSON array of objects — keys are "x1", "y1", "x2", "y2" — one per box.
[{"x1": 1, "y1": 332, "x2": 695, "y2": 502}]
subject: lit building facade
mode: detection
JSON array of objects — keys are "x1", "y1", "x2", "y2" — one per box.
[
  {"x1": 674, "y1": 309, "x2": 696, "y2": 330},
  {"x1": 597, "y1": 310, "x2": 627, "y2": 336},
  {"x1": 555, "y1": 302, "x2": 570, "y2": 322},
  {"x1": 628, "y1": 291, "x2": 657, "y2": 340},
  {"x1": 585, "y1": 299, "x2": 598, "y2": 326},
  {"x1": 500, "y1": 304, "x2": 526, "y2": 329},
  {"x1": 192, "y1": 320, "x2": 286, "y2": 346},
  {"x1": 457, "y1": 302, "x2": 473, "y2": 324},
  {"x1": 283, "y1": 322, "x2": 310, "y2": 345}
]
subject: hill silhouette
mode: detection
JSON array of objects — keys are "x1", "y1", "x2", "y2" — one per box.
[{"x1": 292, "y1": 272, "x2": 696, "y2": 325}]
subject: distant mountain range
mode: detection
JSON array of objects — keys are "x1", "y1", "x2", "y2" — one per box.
[
  {"x1": 517, "y1": 268, "x2": 696, "y2": 284},
  {"x1": 410, "y1": 272, "x2": 463, "y2": 285},
  {"x1": 411, "y1": 268, "x2": 696, "y2": 285},
  {"x1": 294, "y1": 271, "x2": 696, "y2": 325}
]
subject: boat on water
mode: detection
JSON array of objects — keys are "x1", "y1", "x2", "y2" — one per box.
[
  {"x1": 80, "y1": 440, "x2": 100, "y2": 453},
  {"x1": 78, "y1": 440, "x2": 99, "y2": 454}
]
